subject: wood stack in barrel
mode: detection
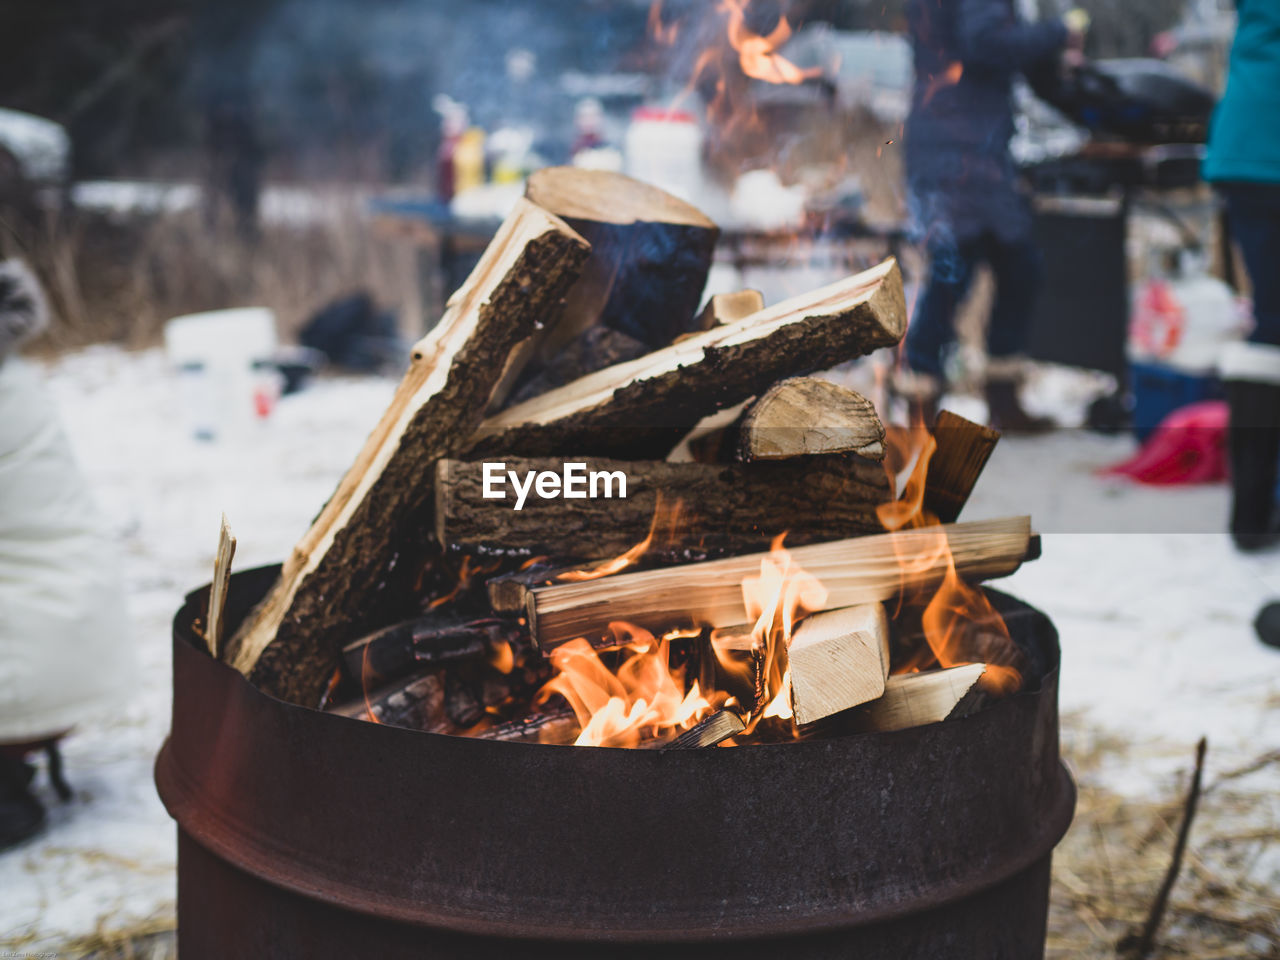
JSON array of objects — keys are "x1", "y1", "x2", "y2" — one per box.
[{"x1": 214, "y1": 167, "x2": 1036, "y2": 748}]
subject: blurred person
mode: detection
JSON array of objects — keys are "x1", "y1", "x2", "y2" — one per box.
[
  {"x1": 0, "y1": 260, "x2": 133, "y2": 849},
  {"x1": 1204, "y1": 0, "x2": 1280, "y2": 552},
  {"x1": 896, "y1": 0, "x2": 1087, "y2": 429}
]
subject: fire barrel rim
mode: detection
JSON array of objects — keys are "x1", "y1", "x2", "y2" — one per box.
[{"x1": 156, "y1": 564, "x2": 1075, "y2": 943}]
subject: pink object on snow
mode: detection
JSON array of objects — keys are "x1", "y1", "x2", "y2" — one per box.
[{"x1": 1104, "y1": 400, "x2": 1229, "y2": 485}]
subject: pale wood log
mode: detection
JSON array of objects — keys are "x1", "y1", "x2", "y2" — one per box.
[
  {"x1": 525, "y1": 516, "x2": 1032, "y2": 652},
  {"x1": 436, "y1": 455, "x2": 888, "y2": 561},
  {"x1": 853, "y1": 663, "x2": 987, "y2": 732},
  {"x1": 206, "y1": 513, "x2": 236, "y2": 658},
  {"x1": 695, "y1": 289, "x2": 765, "y2": 331},
  {"x1": 468, "y1": 258, "x2": 907, "y2": 462},
  {"x1": 661, "y1": 710, "x2": 745, "y2": 749},
  {"x1": 924, "y1": 410, "x2": 1000, "y2": 523},
  {"x1": 739, "y1": 377, "x2": 886, "y2": 462},
  {"x1": 787, "y1": 603, "x2": 889, "y2": 725},
  {"x1": 223, "y1": 199, "x2": 589, "y2": 705}
]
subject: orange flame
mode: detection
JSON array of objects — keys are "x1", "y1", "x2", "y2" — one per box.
[
  {"x1": 922, "y1": 61, "x2": 964, "y2": 106},
  {"x1": 538, "y1": 626, "x2": 719, "y2": 747},
  {"x1": 648, "y1": 0, "x2": 679, "y2": 46},
  {"x1": 721, "y1": 0, "x2": 821, "y2": 85},
  {"x1": 878, "y1": 418, "x2": 1023, "y2": 695},
  {"x1": 709, "y1": 534, "x2": 826, "y2": 734},
  {"x1": 556, "y1": 497, "x2": 684, "y2": 582}
]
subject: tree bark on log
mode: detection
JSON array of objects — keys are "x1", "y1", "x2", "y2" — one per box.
[
  {"x1": 525, "y1": 516, "x2": 1033, "y2": 652},
  {"x1": 223, "y1": 199, "x2": 589, "y2": 705},
  {"x1": 738, "y1": 377, "x2": 886, "y2": 462},
  {"x1": 436, "y1": 455, "x2": 889, "y2": 560},
  {"x1": 923, "y1": 410, "x2": 1001, "y2": 523},
  {"x1": 468, "y1": 258, "x2": 907, "y2": 462}
]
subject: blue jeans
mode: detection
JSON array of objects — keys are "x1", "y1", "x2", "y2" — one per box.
[
  {"x1": 1221, "y1": 183, "x2": 1280, "y2": 347},
  {"x1": 904, "y1": 232, "x2": 1043, "y2": 379}
]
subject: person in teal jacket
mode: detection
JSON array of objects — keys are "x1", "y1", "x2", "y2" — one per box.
[{"x1": 1204, "y1": 0, "x2": 1280, "y2": 552}]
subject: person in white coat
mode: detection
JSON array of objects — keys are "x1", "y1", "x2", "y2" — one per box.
[{"x1": 0, "y1": 260, "x2": 133, "y2": 849}]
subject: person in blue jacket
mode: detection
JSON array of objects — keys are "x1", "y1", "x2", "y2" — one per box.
[
  {"x1": 896, "y1": 0, "x2": 1085, "y2": 429},
  {"x1": 1204, "y1": 0, "x2": 1280, "y2": 555}
]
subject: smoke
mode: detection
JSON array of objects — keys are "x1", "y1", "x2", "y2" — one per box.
[{"x1": 225, "y1": 0, "x2": 649, "y2": 180}]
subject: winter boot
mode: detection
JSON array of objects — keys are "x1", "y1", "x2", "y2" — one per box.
[
  {"x1": 984, "y1": 356, "x2": 1054, "y2": 433},
  {"x1": 1220, "y1": 342, "x2": 1280, "y2": 551},
  {"x1": 0, "y1": 752, "x2": 45, "y2": 851}
]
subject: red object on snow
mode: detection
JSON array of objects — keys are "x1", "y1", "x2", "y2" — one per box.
[{"x1": 1104, "y1": 400, "x2": 1228, "y2": 485}]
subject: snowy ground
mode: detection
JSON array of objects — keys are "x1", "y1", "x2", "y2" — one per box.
[{"x1": 1, "y1": 345, "x2": 1277, "y2": 952}]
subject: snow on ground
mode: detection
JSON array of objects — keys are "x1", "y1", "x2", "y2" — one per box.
[{"x1": 1, "y1": 345, "x2": 1277, "y2": 950}]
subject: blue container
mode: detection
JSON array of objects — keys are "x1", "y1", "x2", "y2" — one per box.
[{"x1": 1129, "y1": 361, "x2": 1223, "y2": 442}]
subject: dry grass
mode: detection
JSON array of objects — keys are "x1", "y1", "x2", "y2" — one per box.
[
  {"x1": 2, "y1": 198, "x2": 425, "y2": 354},
  {"x1": 1049, "y1": 722, "x2": 1280, "y2": 958}
]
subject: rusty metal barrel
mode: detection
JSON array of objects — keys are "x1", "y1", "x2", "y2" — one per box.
[{"x1": 156, "y1": 565, "x2": 1074, "y2": 959}]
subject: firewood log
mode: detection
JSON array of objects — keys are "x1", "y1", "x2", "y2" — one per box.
[
  {"x1": 223, "y1": 199, "x2": 590, "y2": 706},
  {"x1": 327, "y1": 671, "x2": 449, "y2": 732},
  {"x1": 923, "y1": 410, "x2": 1000, "y2": 523},
  {"x1": 468, "y1": 258, "x2": 906, "y2": 462},
  {"x1": 487, "y1": 169, "x2": 719, "y2": 410},
  {"x1": 524, "y1": 166, "x2": 719, "y2": 349},
  {"x1": 696, "y1": 289, "x2": 765, "y2": 331},
  {"x1": 506, "y1": 325, "x2": 648, "y2": 407},
  {"x1": 435, "y1": 455, "x2": 888, "y2": 561},
  {"x1": 738, "y1": 377, "x2": 886, "y2": 463},
  {"x1": 206, "y1": 514, "x2": 237, "y2": 658},
  {"x1": 851, "y1": 663, "x2": 988, "y2": 733},
  {"x1": 660, "y1": 710, "x2": 745, "y2": 749},
  {"x1": 525, "y1": 516, "x2": 1033, "y2": 652},
  {"x1": 472, "y1": 709, "x2": 579, "y2": 744},
  {"x1": 340, "y1": 613, "x2": 505, "y2": 688},
  {"x1": 786, "y1": 603, "x2": 890, "y2": 725}
]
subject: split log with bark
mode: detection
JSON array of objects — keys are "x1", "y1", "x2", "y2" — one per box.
[
  {"x1": 435, "y1": 455, "x2": 889, "y2": 560},
  {"x1": 524, "y1": 516, "x2": 1033, "y2": 652},
  {"x1": 738, "y1": 377, "x2": 886, "y2": 462},
  {"x1": 222, "y1": 199, "x2": 590, "y2": 705},
  {"x1": 468, "y1": 258, "x2": 907, "y2": 461},
  {"x1": 661, "y1": 710, "x2": 745, "y2": 749}
]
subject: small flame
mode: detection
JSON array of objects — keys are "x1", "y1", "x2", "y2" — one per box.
[
  {"x1": 556, "y1": 497, "x2": 684, "y2": 582},
  {"x1": 721, "y1": 0, "x2": 821, "y2": 86},
  {"x1": 878, "y1": 418, "x2": 1024, "y2": 695},
  {"x1": 488, "y1": 638, "x2": 515, "y2": 675},
  {"x1": 711, "y1": 534, "x2": 826, "y2": 735},
  {"x1": 537, "y1": 626, "x2": 719, "y2": 747},
  {"x1": 429, "y1": 555, "x2": 498, "y2": 609},
  {"x1": 648, "y1": 0, "x2": 679, "y2": 46},
  {"x1": 921, "y1": 61, "x2": 963, "y2": 106}
]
